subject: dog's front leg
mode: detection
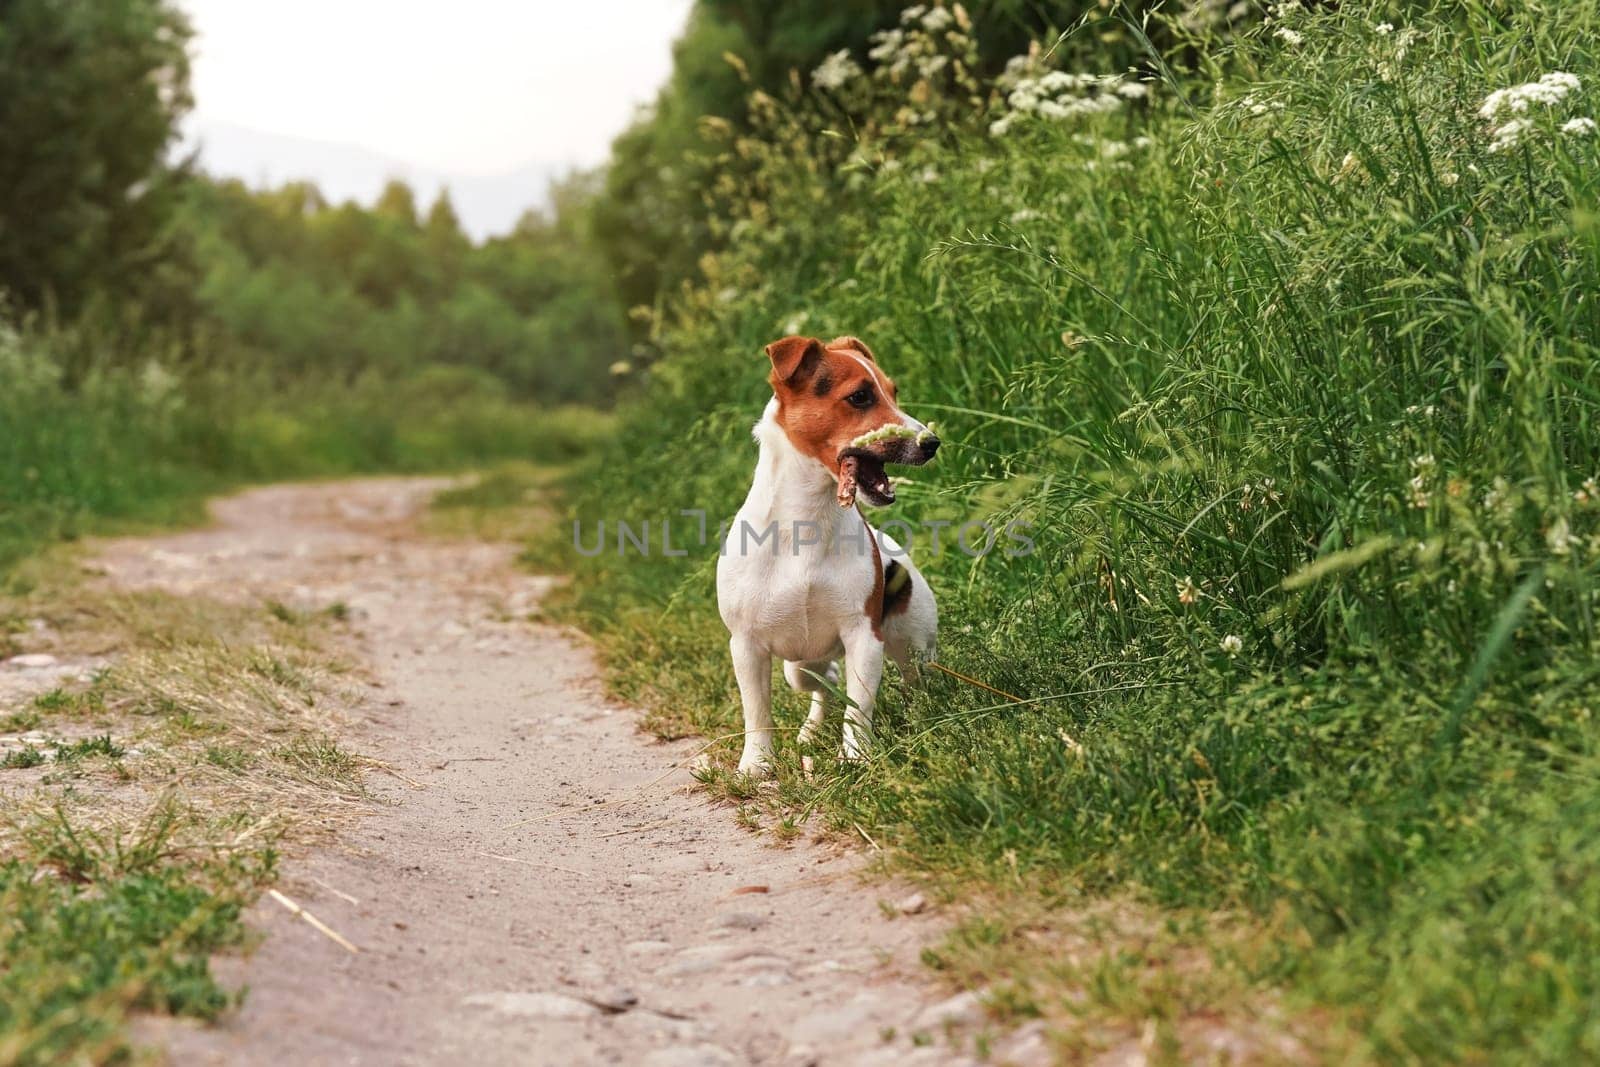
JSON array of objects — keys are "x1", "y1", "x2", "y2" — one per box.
[
  {"x1": 840, "y1": 626, "x2": 885, "y2": 761},
  {"x1": 730, "y1": 635, "x2": 775, "y2": 776}
]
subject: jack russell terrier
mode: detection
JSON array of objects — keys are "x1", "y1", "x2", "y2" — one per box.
[{"x1": 716, "y1": 335, "x2": 939, "y2": 775}]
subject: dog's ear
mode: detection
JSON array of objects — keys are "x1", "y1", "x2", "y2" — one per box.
[
  {"x1": 829, "y1": 335, "x2": 875, "y2": 363},
  {"x1": 765, "y1": 335, "x2": 824, "y2": 386}
]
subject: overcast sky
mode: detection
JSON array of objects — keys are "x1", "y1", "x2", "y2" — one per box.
[{"x1": 179, "y1": 1, "x2": 692, "y2": 236}]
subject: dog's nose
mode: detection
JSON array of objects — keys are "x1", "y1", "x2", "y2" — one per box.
[{"x1": 920, "y1": 434, "x2": 941, "y2": 459}]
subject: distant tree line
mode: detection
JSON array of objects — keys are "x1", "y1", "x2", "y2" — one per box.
[{"x1": 0, "y1": 0, "x2": 627, "y2": 404}]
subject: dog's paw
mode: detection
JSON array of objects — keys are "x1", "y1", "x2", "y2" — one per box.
[{"x1": 737, "y1": 749, "x2": 775, "y2": 779}]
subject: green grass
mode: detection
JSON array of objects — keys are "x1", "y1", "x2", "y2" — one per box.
[
  {"x1": 0, "y1": 328, "x2": 614, "y2": 573},
  {"x1": 542, "y1": 2, "x2": 1600, "y2": 1060},
  {"x1": 0, "y1": 570, "x2": 370, "y2": 1062},
  {"x1": 0, "y1": 803, "x2": 270, "y2": 1065}
]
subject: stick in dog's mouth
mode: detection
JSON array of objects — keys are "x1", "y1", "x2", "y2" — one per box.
[
  {"x1": 836, "y1": 422, "x2": 937, "y2": 507},
  {"x1": 836, "y1": 450, "x2": 893, "y2": 507}
]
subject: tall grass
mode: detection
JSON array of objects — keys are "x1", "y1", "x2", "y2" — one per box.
[
  {"x1": 553, "y1": 2, "x2": 1600, "y2": 1059},
  {"x1": 0, "y1": 325, "x2": 609, "y2": 573}
]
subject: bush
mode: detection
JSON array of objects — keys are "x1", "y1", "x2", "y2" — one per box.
[{"x1": 558, "y1": 2, "x2": 1600, "y2": 1059}]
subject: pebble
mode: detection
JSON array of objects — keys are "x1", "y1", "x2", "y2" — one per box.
[
  {"x1": 739, "y1": 970, "x2": 793, "y2": 988},
  {"x1": 640, "y1": 1045, "x2": 739, "y2": 1067},
  {"x1": 589, "y1": 987, "x2": 639, "y2": 1013},
  {"x1": 789, "y1": 993, "x2": 892, "y2": 1046},
  {"x1": 5, "y1": 654, "x2": 57, "y2": 669},
  {"x1": 460, "y1": 991, "x2": 599, "y2": 1020},
  {"x1": 993, "y1": 1021, "x2": 1054, "y2": 1066},
  {"x1": 624, "y1": 939, "x2": 673, "y2": 956},
  {"x1": 912, "y1": 990, "x2": 986, "y2": 1031},
  {"x1": 897, "y1": 892, "x2": 928, "y2": 915}
]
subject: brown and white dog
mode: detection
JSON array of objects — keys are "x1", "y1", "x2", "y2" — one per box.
[{"x1": 716, "y1": 335, "x2": 939, "y2": 775}]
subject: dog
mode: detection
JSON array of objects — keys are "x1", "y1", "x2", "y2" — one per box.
[{"x1": 716, "y1": 334, "x2": 939, "y2": 776}]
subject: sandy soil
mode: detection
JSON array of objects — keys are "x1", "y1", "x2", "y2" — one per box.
[{"x1": 89, "y1": 479, "x2": 1037, "y2": 1067}]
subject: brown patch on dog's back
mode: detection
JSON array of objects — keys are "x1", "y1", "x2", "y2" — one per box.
[{"x1": 881, "y1": 559, "x2": 912, "y2": 621}]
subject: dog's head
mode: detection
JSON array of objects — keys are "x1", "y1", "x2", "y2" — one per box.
[{"x1": 764, "y1": 334, "x2": 939, "y2": 506}]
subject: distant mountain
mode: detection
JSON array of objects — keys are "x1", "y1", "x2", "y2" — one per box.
[{"x1": 181, "y1": 118, "x2": 566, "y2": 241}]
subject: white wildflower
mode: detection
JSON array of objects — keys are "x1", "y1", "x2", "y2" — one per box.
[
  {"x1": 1488, "y1": 118, "x2": 1532, "y2": 153},
  {"x1": 1408, "y1": 475, "x2": 1431, "y2": 509},
  {"x1": 1242, "y1": 94, "x2": 1285, "y2": 117},
  {"x1": 1440, "y1": 171, "x2": 1460, "y2": 186},
  {"x1": 1479, "y1": 72, "x2": 1582, "y2": 120},
  {"x1": 918, "y1": 54, "x2": 949, "y2": 78},
  {"x1": 1411, "y1": 454, "x2": 1436, "y2": 470},
  {"x1": 1176, "y1": 576, "x2": 1199, "y2": 605},
  {"x1": 1116, "y1": 81, "x2": 1149, "y2": 99},
  {"x1": 868, "y1": 28, "x2": 906, "y2": 63},
  {"x1": 1575, "y1": 476, "x2": 1600, "y2": 503},
  {"x1": 1375, "y1": 22, "x2": 1394, "y2": 34},
  {"x1": 917, "y1": 166, "x2": 940, "y2": 183},
  {"x1": 1562, "y1": 116, "x2": 1597, "y2": 136},
  {"x1": 1008, "y1": 208, "x2": 1041, "y2": 223},
  {"x1": 920, "y1": 5, "x2": 953, "y2": 31},
  {"x1": 900, "y1": 4, "x2": 927, "y2": 23},
  {"x1": 1547, "y1": 516, "x2": 1575, "y2": 556},
  {"x1": 812, "y1": 50, "x2": 863, "y2": 91},
  {"x1": 1274, "y1": 26, "x2": 1304, "y2": 46},
  {"x1": 1220, "y1": 634, "x2": 1244, "y2": 656}
]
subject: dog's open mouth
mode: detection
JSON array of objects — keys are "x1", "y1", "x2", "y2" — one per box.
[{"x1": 837, "y1": 449, "x2": 895, "y2": 507}]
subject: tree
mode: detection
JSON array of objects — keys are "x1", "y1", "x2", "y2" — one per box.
[
  {"x1": 0, "y1": 0, "x2": 194, "y2": 318},
  {"x1": 375, "y1": 179, "x2": 420, "y2": 227}
]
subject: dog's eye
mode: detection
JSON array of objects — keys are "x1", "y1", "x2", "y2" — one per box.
[{"x1": 846, "y1": 388, "x2": 875, "y2": 409}]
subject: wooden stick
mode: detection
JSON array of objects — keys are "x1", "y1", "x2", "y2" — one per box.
[
  {"x1": 473, "y1": 849, "x2": 589, "y2": 876},
  {"x1": 310, "y1": 876, "x2": 360, "y2": 905},
  {"x1": 596, "y1": 817, "x2": 676, "y2": 839},
  {"x1": 926, "y1": 660, "x2": 1082, "y2": 751},
  {"x1": 267, "y1": 888, "x2": 359, "y2": 954}
]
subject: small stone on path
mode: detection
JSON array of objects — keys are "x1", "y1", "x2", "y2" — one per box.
[
  {"x1": 460, "y1": 991, "x2": 599, "y2": 1020},
  {"x1": 898, "y1": 892, "x2": 928, "y2": 915}
]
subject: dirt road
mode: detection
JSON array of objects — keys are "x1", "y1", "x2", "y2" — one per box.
[{"x1": 96, "y1": 479, "x2": 1030, "y2": 1066}]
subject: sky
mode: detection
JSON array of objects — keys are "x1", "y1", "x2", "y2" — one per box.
[{"x1": 179, "y1": 1, "x2": 692, "y2": 238}]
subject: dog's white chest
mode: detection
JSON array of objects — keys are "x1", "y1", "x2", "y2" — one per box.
[{"x1": 717, "y1": 507, "x2": 874, "y2": 663}]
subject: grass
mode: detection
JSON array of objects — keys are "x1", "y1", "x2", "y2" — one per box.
[
  {"x1": 0, "y1": 554, "x2": 371, "y2": 1063},
  {"x1": 0, "y1": 327, "x2": 614, "y2": 574},
  {"x1": 423, "y1": 460, "x2": 567, "y2": 544},
  {"x1": 530, "y1": 2, "x2": 1600, "y2": 1061}
]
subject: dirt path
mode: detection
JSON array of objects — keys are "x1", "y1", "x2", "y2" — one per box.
[{"x1": 94, "y1": 479, "x2": 1028, "y2": 1067}]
